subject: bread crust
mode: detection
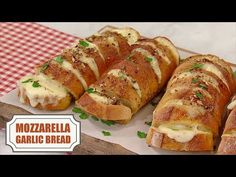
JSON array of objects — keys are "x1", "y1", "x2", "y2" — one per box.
[{"x1": 76, "y1": 93, "x2": 132, "y2": 121}]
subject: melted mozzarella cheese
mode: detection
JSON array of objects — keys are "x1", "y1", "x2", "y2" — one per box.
[
  {"x1": 54, "y1": 60, "x2": 88, "y2": 89},
  {"x1": 109, "y1": 28, "x2": 139, "y2": 45},
  {"x1": 106, "y1": 36, "x2": 120, "y2": 53},
  {"x1": 107, "y1": 69, "x2": 142, "y2": 98},
  {"x1": 85, "y1": 41, "x2": 105, "y2": 61},
  {"x1": 136, "y1": 41, "x2": 171, "y2": 65},
  {"x1": 18, "y1": 73, "x2": 67, "y2": 107},
  {"x1": 72, "y1": 40, "x2": 105, "y2": 61},
  {"x1": 170, "y1": 72, "x2": 221, "y2": 93},
  {"x1": 202, "y1": 63, "x2": 229, "y2": 91},
  {"x1": 132, "y1": 48, "x2": 162, "y2": 84},
  {"x1": 156, "y1": 124, "x2": 209, "y2": 143},
  {"x1": 154, "y1": 37, "x2": 179, "y2": 65},
  {"x1": 78, "y1": 50, "x2": 100, "y2": 79},
  {"x1": 88, "y1": 92, "x2": 114, "y2": 104},
  {"x1": 227, "y1": 100, "x2": 236, "y2": 110}
]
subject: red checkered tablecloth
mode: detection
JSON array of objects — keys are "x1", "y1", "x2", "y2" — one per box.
[{"x1": 0, "y1": 22, "x2": 78, "y2": 97}]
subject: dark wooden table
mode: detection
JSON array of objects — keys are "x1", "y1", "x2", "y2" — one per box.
[{"x1": 0, "y1": 102, "x2": 136, "y2": 155}]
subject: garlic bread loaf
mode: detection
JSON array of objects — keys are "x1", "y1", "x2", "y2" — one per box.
[
  {"x1": 18, "y1": 27, "x2": 140, "y2": 110},
  {"x1": 146, "y1": 55, "x2": 236, "y2": 151},
  {"x1": 76, "y1": 37, "x2": 179, "y2": 123}
]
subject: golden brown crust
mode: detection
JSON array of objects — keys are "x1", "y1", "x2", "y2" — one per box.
[
  {"x1": 41, "y1": 60, "x2": 84, "y2": 99},
  {"x1": 18, "y1": 89, "x2": 71, "y2": 110},
  {"x1": 218, "y1": 136, "x2": 236, "y2": 154},
  {"x1": 217, "y1": 98, "x2": 236, "y2": 154},
  {"x1": 76, "y1": 93, "x2": 132, "y2": 122},
  {"x1": 147, "y1": 54, "x2": 235, "y2": 151},
  {"x1": 146, "y1": 127, "x2": 214, "y2": 151},
  {"x1": 87, "y1": 31, "x2": 131, "y2": 67}
]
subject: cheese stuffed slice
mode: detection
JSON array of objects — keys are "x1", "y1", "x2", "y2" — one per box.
[
  {"x1": 76, "y1": 37, "x2": 180, "y2": 123},
  {"x1": 17, "y1": 27, "x2": 140, "y2": 110},
  {"x1": 218, "y1": 95, "x2": 236, "y2": 154},
  {"x1": 146, "y1": 54, "x2": 236, "y2": 151}
]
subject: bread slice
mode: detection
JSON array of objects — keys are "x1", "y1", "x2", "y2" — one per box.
[
  {"x1": 76, "y1": 91, "x2": 132, "y2": 122},
  {"x1": 218, "y1": 97, "x2": 236, "y2": 154},
  {"x1": 18, "y1": 73, "x2": 71, "y2": 110}
]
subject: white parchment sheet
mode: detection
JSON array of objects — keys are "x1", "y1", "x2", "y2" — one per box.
[{"x1": 0, "y1": 23, "x2": 236, "y2": 154}]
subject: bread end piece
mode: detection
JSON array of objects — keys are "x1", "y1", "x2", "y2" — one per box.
[
  {"x1": 146, "y1": 127, "x2": 214, "y2": 152},
  {"x1": 76, "y1": 93, "x2": 132, "y2": 122}
]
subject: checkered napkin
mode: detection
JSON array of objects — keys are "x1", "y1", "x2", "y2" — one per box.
[{"x1": 0, "y1": 22, "x2": 78, "y2": 97}]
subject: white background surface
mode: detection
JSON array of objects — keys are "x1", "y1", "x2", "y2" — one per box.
[
  {"x1": 39, "y1": 22, "x2": 236, "y2": 62},
  {"x1": 1, "y1": 22, "x2": 236, "y2": 154}
]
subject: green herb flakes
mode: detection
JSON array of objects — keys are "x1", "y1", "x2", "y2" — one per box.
[
  {"x1": 79, "y1": 112, "x2": 89, "y2": 119},
  {"x1": 79, "y1": 40, "x2": 89, "y2": 47},
  {"x1": 101, "y1": 120, "x2": 115, "y2": 126},
  {"x1": 54, "y1": 56, "x2": 64, "y2": 64},
  {"x1": 137, "y1": 131, "x2": 147, "y2": 138},
  {"x1": 72, "y1": 107, "x2": 83, "y2": 113},
  {"x1": 86, "y1": 88, "x2": 95, "y2": 93},
  {"x1": 32, "y1": 81, "x2": 41, "y2": 88},
  {"x1": 190, "y1": 63, "x2": 204, "y2": 71},
  {"x1": 22, "y1": 78, "x2": 33, "y2": 83},
  {"x1": 145, "y1": 57, "x2": 153, "y2": 62},
  {"x1": 192, "y1": 78, "x2": 199, "y2": 84},
  {"x1": 195, "y1": 92, "x2": 203, "y2": 100},
  {"x1": 198, "y1": 83, "x2": 208, "y2": 90},
  {"x1": 102, "y1": 130, "x2": 111, "y2": 136}
]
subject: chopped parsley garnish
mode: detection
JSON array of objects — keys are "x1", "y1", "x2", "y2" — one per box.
[
  {"x1": 145, "y1": 121, "x2": 152, "y2": 126},
  {"x1": 189, "y1": 63, "x2": 204, "y2": 71},
  {"x1": 79, "y1": 112, "x2": 89, "y2": 119},
  {"x1": 118, "y1": 72, "x2": 125, "y2": 80},
  {"x1": 145, "y1": 57, "x2": 153, "y2": 62},
  {"x1": 192, "y1": 78, "x2": 199, "y2": 84},
  {"x1": 79, "y1": 40, "x2": 89, "y2": 47},
  {"x1": 198, "y1": 83, "x2": 208, "y2": 90},
  {"x1": 40, "y1": 62, "x2": 49, "y2": 72},
  {"x1": 91, "y1": 116, "x2": 99, "y2": 121},
  {"x1": 195, "y1": 92, "x2": 203, "y2": 100},
  {"x1": 72, "y1": 107, "x2": 89, "y2": 119},
  {"x1": 54, "y1": 56, "x2": 64, "y2": 64},
  {"x1": 86, "y1": 88, "x2": 95, "y2": 93},
  {"x1": 22, "y1": 78, "x2": 33, "y2": 83},
  {"x1": 234, "y1": 71, "x2": 236, "y2": 78},
  {"x1": 101, "y1": 120, "x2": 115, "y2": 126},
  {"x1": 72, "y1": 107, "x2": 83, "y2": 113},
  {"x1": 32, "y1": 81, "x2": 41, "y2": 88},
  {"x1": 137, "y1": 131, "x2": 147, "y2": 138},
  {"x1": 102, "y1": 130, "x2": 111, "y2": 136}
]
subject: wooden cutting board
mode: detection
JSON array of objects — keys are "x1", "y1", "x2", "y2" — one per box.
[{"x1": 0, "y1": 102, "x2": 136, "y2": 155}]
